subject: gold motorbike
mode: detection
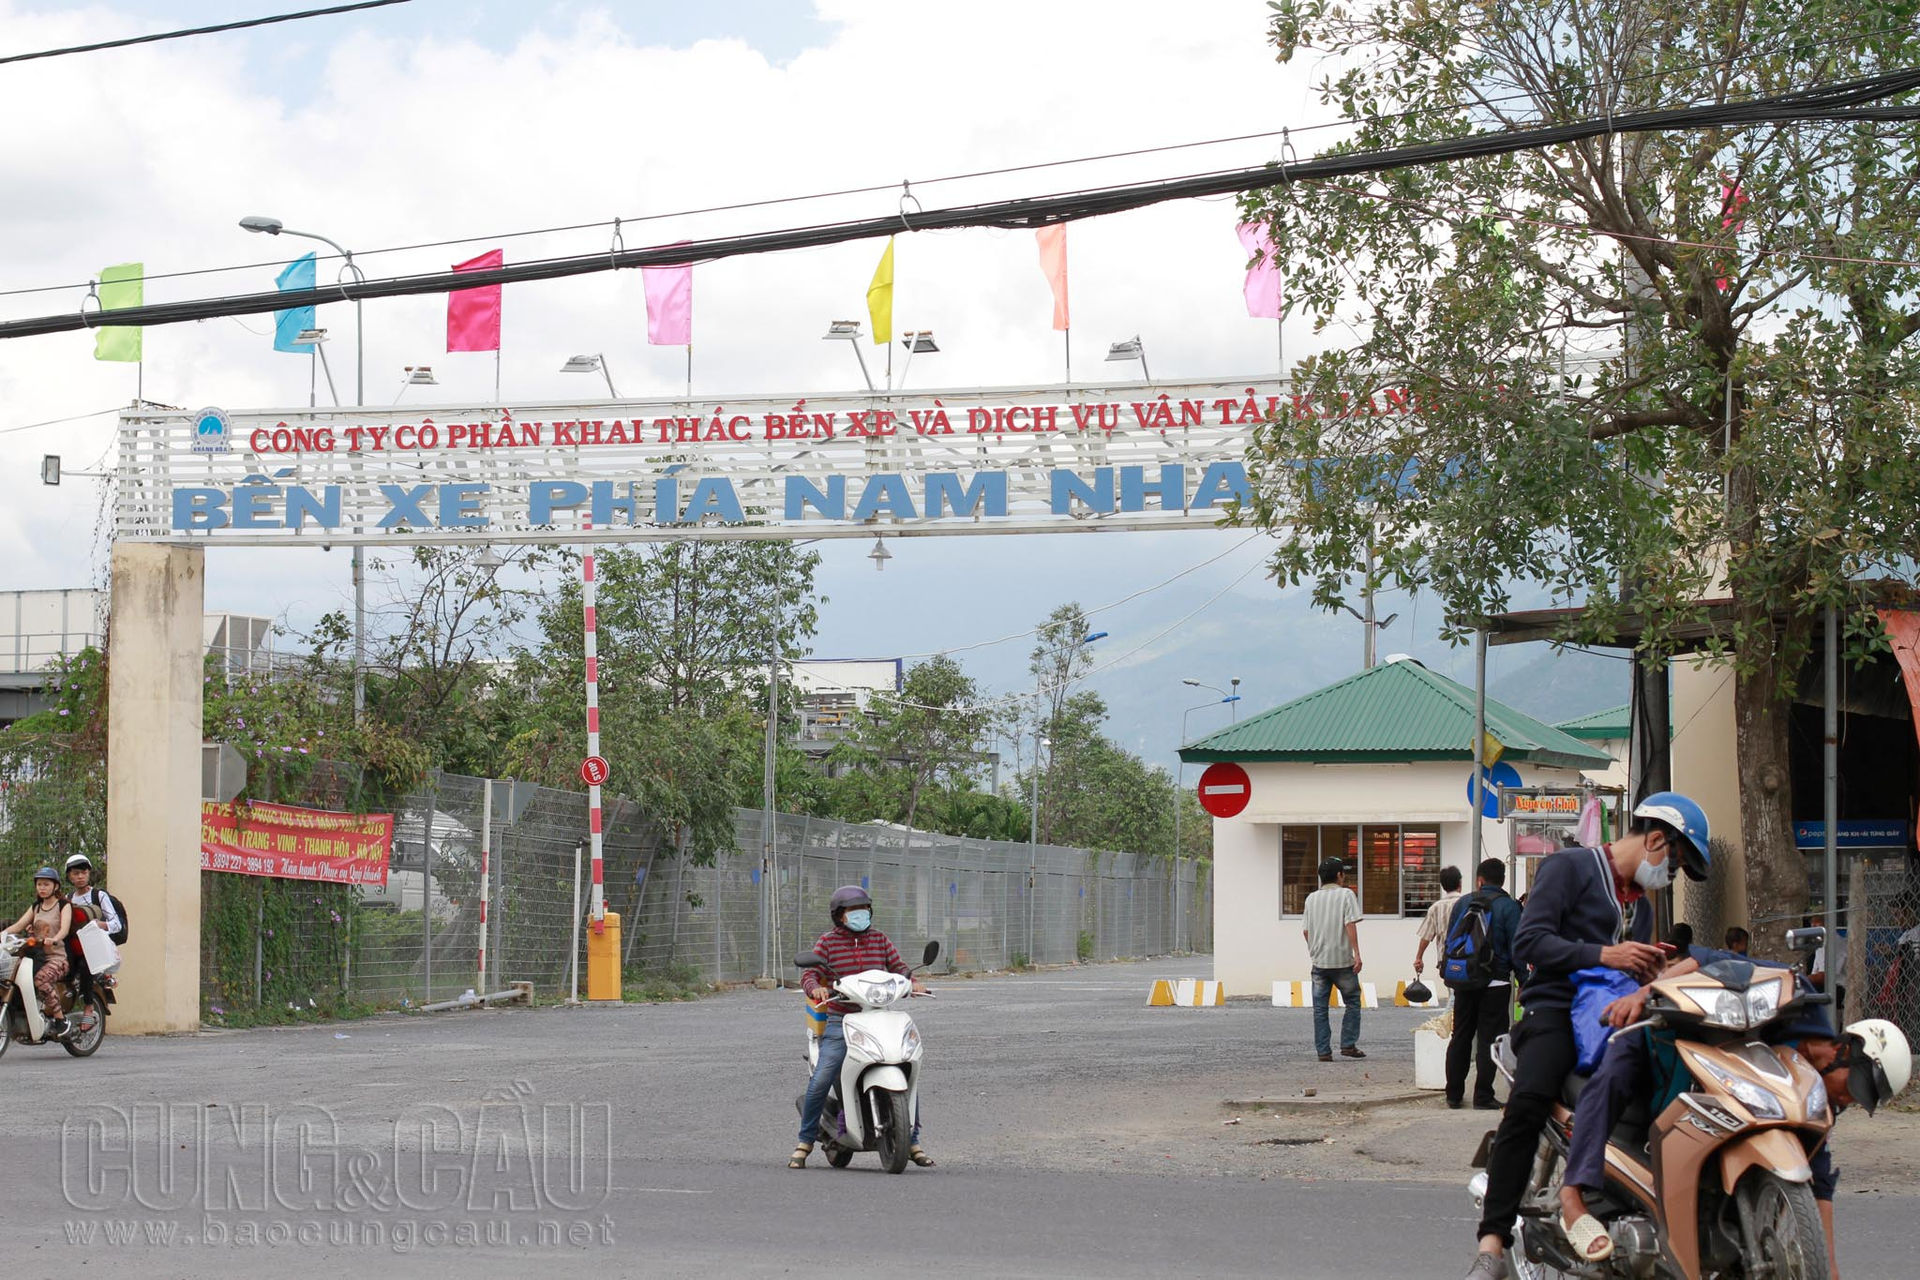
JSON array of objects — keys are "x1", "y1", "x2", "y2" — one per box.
[{"x1": 1470, "y1": 957, "x2": 1835, "y2": 1279}]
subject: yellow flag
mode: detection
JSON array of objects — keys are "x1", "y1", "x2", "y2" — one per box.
[
  {"x1": 866, "y1": 238, "x2": 894, "y2": 345},
  {"x1": 1481, "y1": 732, "x2": 1506, "y2": 766}
]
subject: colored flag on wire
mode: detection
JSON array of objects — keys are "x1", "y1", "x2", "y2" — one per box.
[
  {"x1": 1715, "y1": 178, "x2": 1749, "y2": 293},
  {"x1": 93, "y1": 263, "x2": 143, "y2": 362},
  {"x1": 1035, "y1": 225, "x2": 1069, "y2": 330},
  {"x1": 1235, "y1": 222, "x2": 1283, "y2": 319},
  {"x1": 866, "y1": 238, "x2": 894, "y2": 345},
  {"x1": 642, "y1": 246, "x2": 692, "y2": 346},
  {"x1": 447, "y1": 249, "x2": 503, "y2": 352},
  {"x1": 273, "y1": 252, "x2": 317, "y2": 353}
]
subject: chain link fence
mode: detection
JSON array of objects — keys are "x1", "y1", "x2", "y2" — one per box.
[
  {"x1": 201, "y1": 770, "x2": 1210, "y2": 1015},
  {"x1": 1832, "y1": 852, "x2": 1920, "y2": 1053}
]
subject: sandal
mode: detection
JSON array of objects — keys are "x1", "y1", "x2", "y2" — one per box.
[
  {"x1": 909, "y1": 1145, "x2": 936, "y2": 1167},
  {"x1": 787, "y1": 1144, "x2": 812, "y2": 1169},
  {"x1": 1559, "y1": 1210, "x2": 1614, "y2": 1262}
]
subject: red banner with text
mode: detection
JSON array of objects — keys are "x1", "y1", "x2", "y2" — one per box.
[{"x1": 201, "y1": 801, "x2": 392, "y2": 886}]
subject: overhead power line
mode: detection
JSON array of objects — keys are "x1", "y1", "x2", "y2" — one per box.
[
  {"x1": 0, "y1": 0, "x2": 414, "y2": 66},
  {"x1": 4, "y1": 65, "x2": 1917, "y2": 343}
]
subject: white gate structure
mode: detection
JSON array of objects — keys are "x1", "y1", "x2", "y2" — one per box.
[
  {"x1": 112, "y1": 378, "x2": 1302, "y2": 546},
  {"x1": 106, "y1": 375, "x2": 1365, "y2": 1031}
]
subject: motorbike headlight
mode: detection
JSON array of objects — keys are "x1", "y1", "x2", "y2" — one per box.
[
  {"x1": 1742, "y1": 982, "x2": 1782, "y2": 1028},
  {"x1": 1680, "y1": 987, "x2": 1750, "y2": 1030},
  {"x1": 1696, "y1": 1058, "x2": 1786, "y2": 1120},
  {"x1": 1805, "y1": 1072, "x2": 1830, "y2": 1123},
  {"x1": 902, "y1": 1024, "x2": 922, "y2": 1060},
  {"x1": 843, "y1": 1024, "x2": 883, "y2": 1058}
]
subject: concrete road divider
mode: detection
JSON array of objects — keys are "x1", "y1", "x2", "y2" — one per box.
[
  {"x1": 1148, "y1": 978, "x2": 1226, "y2": 1007},
  {"x1": 1270, "y1": 980, "x2": 1380, "y2": 1009}
]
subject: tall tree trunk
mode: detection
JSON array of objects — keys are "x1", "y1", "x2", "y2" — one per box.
[{"x1": 1732, "y1": 623, "x2": 1807, "y2": 963}]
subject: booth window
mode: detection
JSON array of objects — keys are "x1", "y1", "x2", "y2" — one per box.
[{"x1": 1279, "y1": 824, "x2": 1444, "y2": 918}]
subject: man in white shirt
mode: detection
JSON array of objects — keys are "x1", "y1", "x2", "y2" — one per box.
[
  {"x1": 1413, "y1": 865, "x2": 1466, "y2": 978},
  {"x1": 1302, "y1": 857, "x2": 1365, "y2": 1061},
  {"x1": 64, "y1": 854, "x2": 123, "y2": 940}
]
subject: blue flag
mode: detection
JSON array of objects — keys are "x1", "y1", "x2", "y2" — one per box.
[{"x1": 273, "y1": 252, "x2": 317, "y2": 353}]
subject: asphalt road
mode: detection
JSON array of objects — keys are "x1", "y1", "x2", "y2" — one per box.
[{"x1": 2, "y1": 956, "x2": 1911, "y2": 1278}]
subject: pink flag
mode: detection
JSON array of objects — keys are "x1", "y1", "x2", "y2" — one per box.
[
  {"x1": 1235, "y1": 221, "x2": 1283, "y2": 319},
  {"x1": 447, "y1": 249, "x2": 503, "y2": 352},
  {"x1": 642, "y1": 245, "x2": 693, "y2": 346},
  {"x1": 1035, "y1": 225, "x2": 1069, "y2": 330}
]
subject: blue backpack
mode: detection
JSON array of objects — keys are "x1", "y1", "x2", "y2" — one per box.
[{"x1": 1441, "y1": 891, "x2": 1499, "y2": 989}]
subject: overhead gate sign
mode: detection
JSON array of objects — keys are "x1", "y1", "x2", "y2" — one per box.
[{"x1": 107, "y1": 376, "x2": 1391, "y2": 546}]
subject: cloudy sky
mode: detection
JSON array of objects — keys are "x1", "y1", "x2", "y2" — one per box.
[{"x1": 0, "y1": 0, "x2": 1623, "y2": 771}]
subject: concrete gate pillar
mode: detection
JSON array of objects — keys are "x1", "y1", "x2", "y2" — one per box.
[{"x1": 106, "y1": 543, "x2": 205, "y2": 1034}]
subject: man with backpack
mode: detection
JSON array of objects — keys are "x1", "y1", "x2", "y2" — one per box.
[
  {"x1": 1441, "y1": 858, "x2": 1522, "y2": 1110},
  {"x1": 64, "y1": 854, "x2": 127, "y2": 944}
]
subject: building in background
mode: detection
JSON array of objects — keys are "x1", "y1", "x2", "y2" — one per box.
[
  {"x1": 789, "y1": 657, "x2": 903, "y2": 754},
  {"x1": 1180, "y1": 656, "x2": 1612, "y2": 994}
]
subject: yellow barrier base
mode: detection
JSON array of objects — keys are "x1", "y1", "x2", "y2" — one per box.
[{"x1": 586, "y1": 911, "x2": 622, "y2": 1002}]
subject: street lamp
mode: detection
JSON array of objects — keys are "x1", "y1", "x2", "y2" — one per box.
[
  {"x1": 1026, "y1": 630, "x2": 1106, "y2": 960},
  {"x1": 1105, "y1": 335, "x2": 1150, "y2": 382},
  {"x1": 1174, "y1": 682, "x2": 1241, "y2": 951},
  {"x1": 394, "y1": 365, "x2": 438, "y2": 401},
  {"x1": 242, "y1": 214, "x2": 369, "y2": 717},
  {"x1": 867, "y1": 534, "x2": 892, "y2": 571},
  {"x1": 560, "y1": 353, "x2": 619, "y2": 397},
  {"x1": 897, "y1": 329, "x2": 940, "y2": 389},
  {"x1": 823, "y1": 319, "x2": 876, "y2": 392},
  {"x1": 1339, "y1": 535, "x2": 1397, "y2": 669}
]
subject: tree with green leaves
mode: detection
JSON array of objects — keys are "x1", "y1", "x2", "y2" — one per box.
[
  {"x1": 505, "y1": 540, "x2": 820, "y2": 865},
  {"x1": 1240, "y1": 0, "x2": 1920, "y2": 942},
  {"x1": 854, "y1": 654, "x2": 995, "y2": 832}
]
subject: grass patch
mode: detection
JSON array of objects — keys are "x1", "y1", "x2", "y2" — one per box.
[{"x1": 622, "y1": 962, "x2": 708, "y2": 1003}]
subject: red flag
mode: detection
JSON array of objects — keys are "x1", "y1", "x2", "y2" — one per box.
[
  {"x1": 1715, "y1": 179, "x2": 1748, "y2": 293},
  {"x1": 1035, "y1": 225, "x2": 1069, "y2": 330},
  {"x1": 447, "y1": 249, "x2": 503, "y2": 352}
]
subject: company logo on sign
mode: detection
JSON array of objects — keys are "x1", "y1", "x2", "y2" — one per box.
[{"x1": 189, "y1": 406, "x2": 231, "y2": 455}]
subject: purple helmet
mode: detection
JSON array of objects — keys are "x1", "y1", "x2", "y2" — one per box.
[{"x1": 827, "y1": 884, "x2": 871, "y2": 920}]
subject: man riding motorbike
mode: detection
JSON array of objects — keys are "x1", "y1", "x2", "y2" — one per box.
[
  {"x1": 791, "y1": 885, "x2": 933, "y2": 1170},
  {"x1": 5, "y1": 867, "x2": 75, "y2": 1038},
  {"x1": 1558, "y1": 941, "x2": 1912, "y2": 1273},
  {"x1": 1462, "y1": 792, "x2": 1711, "y2": 1279}
]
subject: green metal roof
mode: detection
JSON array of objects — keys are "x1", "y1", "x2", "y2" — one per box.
[
  {"x1": 1554, "y1": 704, "x2": 1631, "y2": 740},
  {"x1": 1178, "y1": 659, "x2": 1614, "y2": 770}
]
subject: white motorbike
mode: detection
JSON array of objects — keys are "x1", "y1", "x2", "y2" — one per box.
[
  {"x1": 1, "y1": 931, "x2": 109, "y2": 1059},
  {"x1": 794, "y1": 940, "x2": 939, "y2": 1174}
]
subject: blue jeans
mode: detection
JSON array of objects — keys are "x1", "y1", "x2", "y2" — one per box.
[
  {"x1": 1311, "y1": 966, "x2": 1362, "y2": 1056},
  {"x1": 798, "y1": 1017, "x2": 921, "y2": 1145}
]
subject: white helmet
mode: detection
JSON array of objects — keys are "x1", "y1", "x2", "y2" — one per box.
[{"x1": 1841, "y1": 1018, "x2": 1911, "y2": 1115}]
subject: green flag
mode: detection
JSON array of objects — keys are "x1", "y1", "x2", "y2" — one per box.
[{"x1": 94, "y1": 263, "x2": 143, "y2": 362}]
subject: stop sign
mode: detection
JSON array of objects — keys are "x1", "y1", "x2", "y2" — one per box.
[{"x1": 1196, "y1": 762, "x2": 1252, "y2": 818}]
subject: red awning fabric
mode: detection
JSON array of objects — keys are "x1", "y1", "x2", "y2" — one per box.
[{"x1": 1875, "y1": 609, "x2": 1920, "y2": 748}]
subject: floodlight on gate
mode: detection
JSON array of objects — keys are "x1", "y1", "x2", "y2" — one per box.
[
  {"x1": 900, "y1": 330, "x2": 939, "y2": 353},
  {"x1": 868, "y1": 535, "x2": 892, "y2": 571},
  {"x1": 404, "y1": 366, "x2": 439, "y2": 385},
  {"x1": 823, "y1": 321, "x2": 863, "y2": 340},
  {"x1": 293, "y1": 328, "x2": 327, "y2": 345}
]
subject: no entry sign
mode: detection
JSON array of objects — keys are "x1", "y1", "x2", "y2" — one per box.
[{"x1": 1196, "y1": 762, "x2": 1252, "y2": 818}]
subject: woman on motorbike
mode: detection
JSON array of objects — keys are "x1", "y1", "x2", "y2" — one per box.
[{"x1": 6, "y1": 868, "x2": 74, "y2": 1037}]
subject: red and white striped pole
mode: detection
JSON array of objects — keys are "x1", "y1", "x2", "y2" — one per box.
[{"x1": 583, "y1": 527, "x2": 606, "y2": 932}]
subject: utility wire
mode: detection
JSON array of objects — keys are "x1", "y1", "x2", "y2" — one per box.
[
  {"x1": 5, "y1": 65, "x2": 1916, "y2": 343},
  {"x1": 0, "y1": 37, "x2": 1911, "y2": 301},
  {"x1": 0, "y1": 0, "x2": 413, "y2": 66}
]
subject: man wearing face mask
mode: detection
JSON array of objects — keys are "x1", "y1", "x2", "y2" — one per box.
[
  {"x1": 792, "y1": 885, "x2": 931, "y2": 1169},
  {"x1": 1462, "y1": 792, "x2": 1711, "y2": 1279}
]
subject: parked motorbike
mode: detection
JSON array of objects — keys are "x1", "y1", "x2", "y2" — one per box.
[
  {"x1": 1, "y1": 930, "x2": 111, "y2": 1059},
  {"x1": 793, "y1": 940, "x2": 939, "y2": 1174},
  {"x1": 1468, "y1": 953, "x2": 1835, "y2": 1279}
]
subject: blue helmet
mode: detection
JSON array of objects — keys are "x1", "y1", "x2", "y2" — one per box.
[{"x1": 1632, "y1": 792, "x2": 1711, "y2": 881}]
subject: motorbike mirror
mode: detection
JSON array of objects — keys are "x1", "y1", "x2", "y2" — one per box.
[
  {"x1": 1785, "y1": 926, "x2": 1825, "y2": 952},
  {"x1": 794, "y1": 952, "x2": 826, "y2": 969},
  {"x1": 922, "y1": 940, "x2": 941, "y2": 967}
]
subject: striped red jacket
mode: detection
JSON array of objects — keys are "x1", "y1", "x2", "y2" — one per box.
[{"x1": 802, "y1": 925, "x2": 909, "y2": 1011}]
